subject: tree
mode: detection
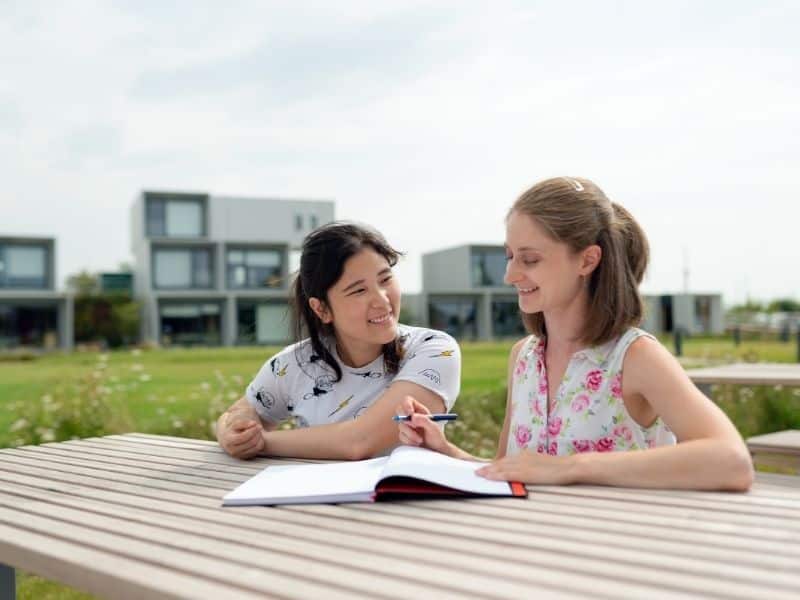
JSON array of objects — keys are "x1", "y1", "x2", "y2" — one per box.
[
  {"x1": 766, "y1": 298, "x2": 800, "y2": 313},
  {"x1": 67, "y1": 270, "x2": 99, "y2": 295}
]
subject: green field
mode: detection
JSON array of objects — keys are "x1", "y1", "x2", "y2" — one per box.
[{"x1": 2, "y1": 336, "x2": 799, "y2": 598}]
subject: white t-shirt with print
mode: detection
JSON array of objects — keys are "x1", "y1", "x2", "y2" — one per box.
[{"x1": 245, "y1": 325, "x2": 460, "y2": 428}]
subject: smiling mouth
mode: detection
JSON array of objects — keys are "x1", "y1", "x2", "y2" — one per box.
[
  {"x1": 518, "y1": 286, "x2": 539, "y2": 294},
  {"x1": 368, "y1": 312, "x2": 393, "y2": 324}
]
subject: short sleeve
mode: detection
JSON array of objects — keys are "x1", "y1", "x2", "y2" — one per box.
[
  {"x1": 392, "y1": 330, "x2": 461, "y2": 411},
  {"x1": 245, "y1": 352, "x2": 291, "y2": 424}
]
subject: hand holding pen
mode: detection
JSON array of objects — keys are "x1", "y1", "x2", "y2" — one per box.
[{"x1": 395, "y1": 395, "x2": 453, "y2": 454}]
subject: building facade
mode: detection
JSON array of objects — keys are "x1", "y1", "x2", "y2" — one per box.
[
  {"x1": 131, "y1": 191, "x2": 334, "y2": 347},
  {"x1": 403, "y1": 244, "x2": 526, "y2": 340},
  {"x1": 0, "y1": 236, "x2": 73, "y2": 350},
  {"x1": 642, "y1": 293, "x2": 724, "y2": 335}
]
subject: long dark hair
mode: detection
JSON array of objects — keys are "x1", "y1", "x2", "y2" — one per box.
[
  {"x1": 291, "y1": 222, "x2": 405, "y2": 381},
  {"x1": 510, "y1": 176, "x2": 649, "y2": 346}
]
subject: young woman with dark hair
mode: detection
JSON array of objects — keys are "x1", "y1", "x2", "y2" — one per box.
[
  {"x1": 217, "y1": 222, "x2": 460, "y2": 460},
  {"x1": 398, "y1": 177, "x2": 753, "y2": 491}
]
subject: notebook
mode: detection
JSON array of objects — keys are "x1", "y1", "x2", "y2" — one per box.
[{"x1": 222, "y1": 446, "x2": 528, "y2": 506}]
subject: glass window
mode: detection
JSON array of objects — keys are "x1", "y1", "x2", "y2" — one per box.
[
  {"x1": 237, "y1": 301, "x2": 290, "y2": 344},
  {"x1": 146, "y1": 199, "x2": 166, "y2": 237},
  {"x1": 0, "y1": 304, "x2": 58, "y2": 348},
  {"x1": 227, "y1": 248, "x2": 283, "y2": 289},
  {"x1": 428, "y1": 298, "x2": 478, "y2": 340},
  {"x1": 146, "y1": 194, "x2": 205, "y2": 238},
  {"x1": 471, "y1": 249, "x2": 508, "y2": 287},
  {"x1": 166, "y1": 201, "x2": 204, "y2": 237},
  {"x1": 0, "y1": 245, "x2": 48, "y2": 288},
  {"x1": 153, "y1": 248, "x2": 213, "y2": 289},
  {"x1": 309, "y1": 214, "x2": 319, "y2": 230},
  {"x1": 160, "y1": 302, "x2": 221, "y2": 346},
  {"x1": 491, "y1": 299, "x2": 526, "y2": 337},
  {"x1": 294, "y1": 213, "x2": 303, "y2": 231}
]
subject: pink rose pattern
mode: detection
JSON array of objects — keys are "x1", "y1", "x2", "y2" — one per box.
[
  {"x1": 505, "y1": 331, "x2": 675, "y2": 457},
  {"x1": 514, "y1": 424, "x2": 532, "y2": 448}
]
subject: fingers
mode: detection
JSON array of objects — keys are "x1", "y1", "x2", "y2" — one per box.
[
  {"x1": 223, "y1": 421, "x2": 262, "y2": 457},
  {"x1": 236, "y1": 433, "x2": 265, "y2": 459},
  {"x1": 476, "y1": 459, "x2": 514, "y2": 481},
  {"x1": 398, "y1": 423, "x2": 423, "y2": 446}
]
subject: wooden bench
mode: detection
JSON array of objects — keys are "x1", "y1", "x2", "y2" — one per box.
[
  {"x1": 747, "y1": 430, "x2": 800, "y2": 474},
  {"x1": 685, "y1": 362, "x2": 800, "y2": 398}
]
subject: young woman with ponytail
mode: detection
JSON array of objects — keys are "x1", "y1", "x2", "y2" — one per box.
[
  {"x1": 217, "y1": 222, "x2": 460, "y2": 460},
  {"x1": 398, "y1": 177, "x2": 753, "y2": 491}
]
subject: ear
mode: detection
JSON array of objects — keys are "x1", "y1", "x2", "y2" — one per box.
[
  {"x1": 579, "y1": 244, "x2": 602, "y2": 276},
  {"x1": 308, "y1": 297, "x2": 333, "y2": 324}
]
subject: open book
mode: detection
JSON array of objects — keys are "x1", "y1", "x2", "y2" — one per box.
[{"x1": 223, "y1": 446, "x2": 528, "y2": 506}]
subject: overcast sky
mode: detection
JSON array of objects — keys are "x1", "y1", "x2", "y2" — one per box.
[{"x1": 2, "y1": 0, "x2": 798, "y2": 304}]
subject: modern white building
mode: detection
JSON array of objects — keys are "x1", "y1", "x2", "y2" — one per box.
[
  {"x1": 0, "y1": 236, "x2": 73, "y2": 350},
  {"x1": 642, "y1": 293, "x2": 724, "y2": 335},
  {"x1": 130, "y1": 191, "x2": 334, "y2": 346},
  {"x1": 403, "y1": 244, "x2": 525, "y2": 340}
]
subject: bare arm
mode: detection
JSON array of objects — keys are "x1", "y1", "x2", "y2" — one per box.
[
  {"x1": 494, "y1": 338, "x2": 527, "y2": 460},
  {"x1": 259, "y1": 381, "x2": 447, "y2": 460},
  {"x1": 568, "y1": 336, "x2": 754, "y2": 490}
]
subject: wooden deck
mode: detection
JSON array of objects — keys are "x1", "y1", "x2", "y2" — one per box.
[{"x1": 1, "y1": 433, "x2": 800, "y2": 599}]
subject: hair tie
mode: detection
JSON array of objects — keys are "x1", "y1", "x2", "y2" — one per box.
[{"x1": 563, "y1": 177, "x2": 584, "y2": 192}]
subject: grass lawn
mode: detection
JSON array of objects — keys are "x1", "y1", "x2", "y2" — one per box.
[{"x1": 2, "y1": 335, "x2": 799, "y2": 599}]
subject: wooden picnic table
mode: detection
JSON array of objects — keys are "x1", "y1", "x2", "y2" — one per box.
[
  {"x1": 1, "y1": 433, "x2": 800, "y2": 599},
  {"x1": 685, "y1": 362, "x2": 800, "y2": 397}
]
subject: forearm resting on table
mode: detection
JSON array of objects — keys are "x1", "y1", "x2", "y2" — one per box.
[
  {"x1": 260, "y1": 420, "x2": 390, "y2": 461},
  {"x1": 570, "y1": 438, "x2": 754, "y2": 491}
]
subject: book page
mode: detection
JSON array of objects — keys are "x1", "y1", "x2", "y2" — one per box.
[
  {"x1": 380, "y1": 446, "x2": 513, "y2": 495},
  {"x1": 223, "y1": 456, "x2": 389, "y2": 505}
]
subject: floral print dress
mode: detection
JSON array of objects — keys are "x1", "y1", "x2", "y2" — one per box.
[{"x1": 506, "y1": 328, "x2": 676, "y2": 457}]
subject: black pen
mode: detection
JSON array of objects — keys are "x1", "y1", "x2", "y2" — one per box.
[{"x1": 392, "y1": 413, "x2": 458, "y2": 422}]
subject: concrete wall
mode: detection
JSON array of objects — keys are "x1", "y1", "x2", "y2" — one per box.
[
  {"x1": 210, "y1": 196, "x2": 334, "y2": 248},
  {"x1": 422, "y1": 246, "x2": 472, "y2": 291}
]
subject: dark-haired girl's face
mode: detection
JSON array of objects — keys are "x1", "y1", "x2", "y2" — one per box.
[{"x1": 313, "y1": 248, "x2": 400, "y2": 367}]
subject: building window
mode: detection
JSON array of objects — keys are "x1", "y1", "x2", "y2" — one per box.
[
  {"x1": 694, "y1": 296, "x2": 712, "y2": 332},
  {"x1": 428, "y1": 298, "x2": 478, "y2": 340},
  {"x1": 227, "y1": 248, "x2": 283, "y2": 289},
  {"x1": 470, "y1": 248, "x2": 508, "y2": 288},
  {"x1": 159, "y1": 302, "x2": 221, "y2": 346},
  {"x1": 237, "y1": 301, "x2": 290, "y2": 344},
  {"x1": 153, "y1": 247, "x2": 213, "y2": 289},
  {"x1": 309, "y1": 214, "x2": 318, "y2": 230},
  {"x1": 146, "y1": 193, "x2": 206, "y2": 238},
  {"x1": 0, "y1": 244, "x2": 48, "y2": 289},
  {"x1": 491, "y1": 299, "x2": 526, "y2": 337},
  {"x1": 0, "y1": 303, "x2": 58, "y2": 348},
  {"x1": 294, "y1": 213, "x2": 304, "y2": 231}
]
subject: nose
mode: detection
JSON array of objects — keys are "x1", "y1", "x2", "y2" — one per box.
[
  {"x1": 369, "y1": 286, "x2": 391, "y2": 308},
  {"x1": 504, "y1": 258, "x2": 520, "y2": 285}
]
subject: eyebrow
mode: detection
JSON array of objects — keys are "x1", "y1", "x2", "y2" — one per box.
[
  {"x1": 341, "y1": 267, "x2": 392, "y2": 293},
  {"x1": 505, "y1": 245, "x2": 542, "y2": 253}
]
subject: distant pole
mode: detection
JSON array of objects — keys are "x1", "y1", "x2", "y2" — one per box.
[
  {"x1": 796, "y1": 326, "x2": 800, "y2": 363},
  {"x1": 682, "y1": 247, "x2": 690, "y2": 294},
  {"x1": 674, "y1": 329, "x2": 683, "y2": 357}
]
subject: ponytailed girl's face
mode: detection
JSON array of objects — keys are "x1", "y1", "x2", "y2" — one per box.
[
  {"x1": 312, "y1": 247, "x2": 400, "y2": 366},
  {"x1": 504, "y1": 210, "x2": 594, "y2": 316}
]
